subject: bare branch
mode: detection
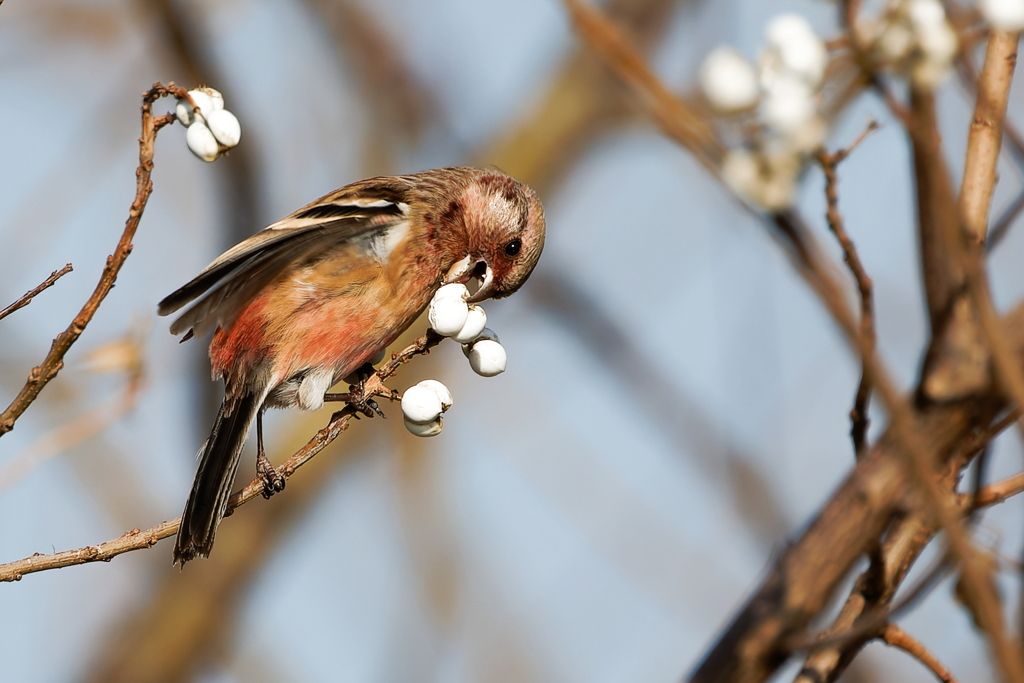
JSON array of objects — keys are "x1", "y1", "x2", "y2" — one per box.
[
  {"x1": 881, "y1": 623, "x2": 959, "y2": 683},
  {"x1": 815, "y1": 122, "x2": 880, "y2": 456},
  {"x1": 960, "y1": 30, "x2": 1020, "y2": 245},
  {"x1": 0, "y1": 263, "x2": 73, "y2": 322},
  {"x1": 0, "y1": 330, "x2": 443, "y2": 582},
  {"x1": 560, "y1": 0, "x2": 723, "y2": 174},
  {"x1": 0, "y1": 83, "x2": 186, "y2": 438},
  {"x1": 973, "y1": 471, "x2": 1024, "y2": 508}
]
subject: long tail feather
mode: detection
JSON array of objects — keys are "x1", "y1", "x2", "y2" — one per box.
[{"x1": 174, "y1": 391, "x2": 262, "y2": 565}]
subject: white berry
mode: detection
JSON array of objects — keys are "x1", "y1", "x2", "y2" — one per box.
[
  {"x1": 206, "y1": 109, "x2": 241, "y2": 148},
  {"x1": 175, "y1": 99, "x2": 196, "y2": 126},
  {"x1": 451, "y1": 305, "x2": 487, "y2": 343},
  {"x1": 416, "y1": 379, "x2": 453, "y2": 411},
  {"x1": 186, "y1": 122, "x2": 220, "y2": 162},
  {"x1": 401, "y1": 384, "x2": 444, "y2": 424},
  {"x1": 188, "y1": 89, "x2": 215, "y2": 120},
  {"x1": 434, "y1": 283, "x2": 470, "y2": 301},
  {"x1": 760, "y1": 75, "x2": 816, "y2": 132},
  {"x1": 468, "y1": 339, "x2": 507, "y2": 377},
  {"x1": 428, "y1": 295, "x2": 470, "y2": 336},
  {"x1": 462, "y1": 327, "x2": 499, "y2": 357},
  {"x1": 980, "y1": 0, "x2": 1024, "y2": 31},
  {"x1": 195, "y1": 87, "x2": 224, "y2": 112},
  {"x1": 176, "y1": 88, "x2": 224, "y2": 126},
  {"x1": 763, "y1": 14, "x2": 827, "y2": 87},
  {"x1": 699, "y1": 46, "x2": 759, "y2": 112},
  {"x1": 405, "y1": 416, "x2": 443, "y2": 437}
]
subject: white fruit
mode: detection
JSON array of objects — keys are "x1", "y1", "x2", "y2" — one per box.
[
  {"x1": 186, "y1": 122, "x2": 220, "y2": 162},
  {"x1": 451, "y1": 305, "x2": 487, "y2": 343},
  {"x1": 416, "y1": 379, "x2": 453, "y2": 411},
  {"x1": 428, "y1": 295, "x2": 469, "y2": 336},
  {"x1": 462, "y1": 327, "x2": 500, "y2": 357},
  {"x1": 980, "y1": 0, "x2": 1024, "y2": 31},
  {"x1": 401, "y1": 384, "x2": 444, "y2": 424},
  {"x1": 468, "y1": 339, "x2": 507, "y2": 377},
  {"x1": 699, "y1": 47, "x2": 759, "y2": 112},
  {"x1": 405, "y1": 416, "x2": 443, "y2": 437},
  {"x1": 206, "y1": 109, "x2": 241, "y2": 148},
  {"x1": 434, "y1": 283, "x2": 470, "y2": 301}
]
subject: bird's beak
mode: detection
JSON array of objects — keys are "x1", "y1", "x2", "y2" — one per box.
[
  {"x1": 466, "y1": 265, "x2": 495, "y2": 303},
  {"x1": 444, "y1": 256, "x2": 496, "y2": 303}
]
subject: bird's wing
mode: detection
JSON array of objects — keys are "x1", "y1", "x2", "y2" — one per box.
[{"x1": 159, "y1": 183, "x2": 413, "y2": 338}]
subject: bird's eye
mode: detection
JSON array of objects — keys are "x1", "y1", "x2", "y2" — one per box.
[{"x1": 503, "y1": 238, "x2": 522, "y2": 258}]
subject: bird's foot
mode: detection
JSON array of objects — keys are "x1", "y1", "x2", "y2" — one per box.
[
  {"x1": 256, "y1": 448, "x2": 286, "y2": 499},
  {"x1": 324, "y1": 373, "x2": 395, "y2": 419}
]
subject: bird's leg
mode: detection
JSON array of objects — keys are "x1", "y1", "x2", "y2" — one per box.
[
  {"x1": 255, "y1": 410, "x2": 286, "y2": 498},
  {"x1": 324, "y1": 362, "x2": 390, "y2": 419}
]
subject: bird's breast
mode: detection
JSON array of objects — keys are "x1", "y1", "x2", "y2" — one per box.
[{"x1": 211, "y1": 232, "x2": 444, "y2": 407}]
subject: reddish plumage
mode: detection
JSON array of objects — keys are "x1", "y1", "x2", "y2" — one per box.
[{"x1": 159, "y1": 167, "x2": 545, "y2": 565}]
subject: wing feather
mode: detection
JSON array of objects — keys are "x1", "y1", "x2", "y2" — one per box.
[{"x1": 159, "y1": 184, "x2": 412, "y2": 337}]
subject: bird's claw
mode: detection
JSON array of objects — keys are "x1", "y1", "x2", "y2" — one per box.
[
  {"x1": 325, "y1": 376, "x2": 394, "y2": 419},
  {"x1": 256, "y1": 450, "x2": 286, "y2": 499}
]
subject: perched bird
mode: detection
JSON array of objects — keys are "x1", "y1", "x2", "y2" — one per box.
[{"x1": 159, "y1": 167, "x2": 545, "y2": 565}]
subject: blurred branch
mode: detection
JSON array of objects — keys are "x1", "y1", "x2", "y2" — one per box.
[
  {"x1": 686, "y1": 386, "x2": 1002, "y2": 683},
  {"x1": 555, "y1": 2, "x2": 1024, "y2": 681},
  {"x1": 560, "y1": 0, "x2": 723, "y2": 174},
  {"x1": 973, "y1": 469, "x2": 1024, "y2": 508},
  {"x1": 481, "y1": 0, "x2": 689, "y2": 189},
  {"x1": 0, "y1": 83, "x2": 182, "y2": 439},
  {"x1": 146, "y1": 0, "x2": 262, "y2": 246},
  {"x1": 959, "y1": 30, "x2": 1019, "y2": 245},
  {"x1": 0, "y1": 329, "x2": 443, "y2": 582},
  {"x1": 144, "y1": 0, "x2": 266, "y2": 428},
  {"x1": 840, "y1": 0, "x2": 914, "y2": 129},
  {"x1": 0, "y1": 346, "x2": 144, "y2": 492},
  {"x1": 483, "y1": 0, "x2": 791, "y2": 543},
  {"x1": 956, "y1": 27, "x2": 1024, "y2": 442},
  {"x1": 908, "y1": 85, "x2": 970, "y2": 342},
  {"x1": 0, "y1": 263, "x2": 73, "y2": 322},
  {"x1": 83, "y1": 419, "x2": 375, "y2": 683},
  {"x1": 794, "y1": 513, "x2": 934, "y2": 683},
  {"x1": 880, "y1": 623, "x2": 958, "y2": 683},
  {"x1": 948, "y1": 4, "x2": 1024, "y2": 251},
  {"x1": 527, "y1": 269, "x2": 791, "y2": 543},
  {"x1": 794, "y1": 408, "x2": 1020, "y2": 683},
  {"x1": 302, "y1": 0, "x2": 439, "y2": 174}
]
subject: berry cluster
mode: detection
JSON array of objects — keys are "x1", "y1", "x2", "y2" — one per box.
[
  {"x1": 400, "y1": 283, "x2": 509, "y2": 437},
  {"x1": 175, "y1": 87, "x2": 242, "y2": 162},
  {"x1": 700, "y1": 14, "x2": 828, "y2": 210}
]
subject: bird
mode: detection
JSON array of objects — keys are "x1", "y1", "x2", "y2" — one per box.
[{"x1": 158, "y1": 167, "x2": 546, "y2": 565}]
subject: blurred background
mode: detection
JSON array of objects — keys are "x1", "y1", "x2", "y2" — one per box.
[{"x1": 1, "y1": 0, "x2": 1024, "y2": 681}]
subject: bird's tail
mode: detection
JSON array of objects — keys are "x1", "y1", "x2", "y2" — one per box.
[{"x1": 174, "y1": 390, "x2": 262, "y2": 565}]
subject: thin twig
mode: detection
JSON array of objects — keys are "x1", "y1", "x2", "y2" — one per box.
[
  {"x1": 0, "y1": 82, "x2": 188, "y2": 438},
  {"x1": 0, "y1": 264, "x2": 73, "y2": 322},
  {"x1": 881, "y1": 623, "x2": 959, "y2": 683},
  {"x1": 815, "y1": 120, "x2": 879, "y2": 456},
  {"x1": 0, "y1": 329, "x2": 443, "y2": 582}
]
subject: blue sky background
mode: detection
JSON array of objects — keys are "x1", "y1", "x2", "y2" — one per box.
[{"x1": 1, "y1": 1, "x2": 1023, "y2": 681}]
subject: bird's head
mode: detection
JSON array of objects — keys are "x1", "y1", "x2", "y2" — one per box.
[{"x1": 439, "y1": 170, "x2": 546, "y2": 303}]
